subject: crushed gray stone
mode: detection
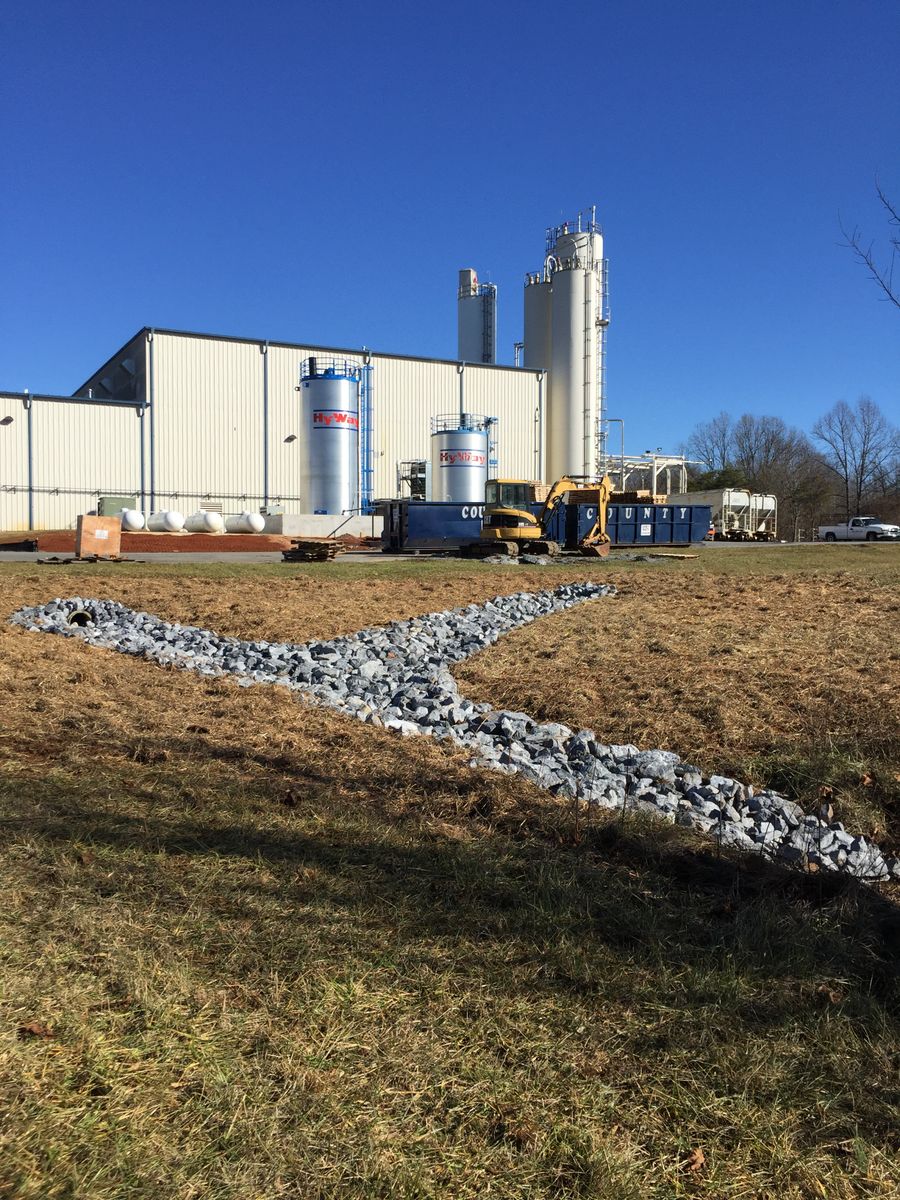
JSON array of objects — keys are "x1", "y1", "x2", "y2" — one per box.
[{"x1": 10, "y1": 584, "x2": 898, "y2": 884}]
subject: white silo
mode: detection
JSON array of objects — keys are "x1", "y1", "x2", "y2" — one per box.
[
  {"x1": 523, "y1": 273, "x2": 552, "y2": 372},
  {"x1": 299, "y1": 357, "x2": 360, "y2": 514},
  {"x1": 522, "y1": 211, "x2": 609, "y2": 482},
  {"x1": 457, "y1": 269, "x2": 497, "y2": 363}
]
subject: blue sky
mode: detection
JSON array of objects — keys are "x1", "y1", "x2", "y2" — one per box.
[{"x1": 1, "y1": 0, "x2": 898, "y2": 452}]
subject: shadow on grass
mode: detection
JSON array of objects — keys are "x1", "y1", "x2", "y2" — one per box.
[{"x1": 3, "y1": 750, "x2": 900, "y2": 1025}]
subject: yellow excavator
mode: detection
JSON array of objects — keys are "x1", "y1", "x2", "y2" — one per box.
[{"x1": 471, "y1": 474, "x2": 613, "y2": 557}]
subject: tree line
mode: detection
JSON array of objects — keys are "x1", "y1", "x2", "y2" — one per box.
[{"x1": 683, "y1": 397, "x2": 900, "y2": 539}]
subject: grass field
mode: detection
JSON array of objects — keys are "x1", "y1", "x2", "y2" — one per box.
[{"x1": 1, "y1": 546, "x2": 899, "y2": 1198}]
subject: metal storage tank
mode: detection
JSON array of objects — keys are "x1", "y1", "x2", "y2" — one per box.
[
  {"x1": 523, "y1": 275, "x2": 552, "y2": 371},
  {"x1": 523, "y1": 211, "x2": 608, "y2": 483},
  {"x1": 457, "y1": 269, "x2": 497, "y2": 364},
  {"x1": 299, "y1": 357, "x2": 360, "y2": 514},
  {"x1": 548, "y1": 261, "x2": 588, "y2": 479},
  {"x1": 429, "y1": 413, "x2": 491, "y2": 503}
]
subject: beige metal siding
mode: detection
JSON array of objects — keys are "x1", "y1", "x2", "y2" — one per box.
[
  {"x1": 168, "y1": 336, "x2": 540, "y2": 508},
  {"x1": 267, "y1": 342, "x2": 318, "y2": 505},
  {"x1": 0, "y1": 394, "x2": 29, "y2": 530},
  {"x1": 32, "y1": 401, "x2": 142, "y2": 529},
  {"x1": 374, "y1": 358, "x2": 539, "y2": 493},
  {"x1": 1, "y1": 331, "x2": 543, "y2": 529},
  {"x1": 152, "y1": 333, "x2": 264, "y2": 508},
  {"x1": 464, "y1": 365, "x2": 541, "y2": 482}
]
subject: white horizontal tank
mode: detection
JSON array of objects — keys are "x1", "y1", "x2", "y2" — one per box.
[
  {"x1": 119, "y1": 508, "x2": 145, "y2": 531},
  {"x1": 225, "y1": 511, "x2": 266, "y2": 534},
  {"x1": 185, "y1": 509, "x2": 225, "y2": 533},
  {"x1": 147, "y1": 510, "x2": 185, "y2": 532}
]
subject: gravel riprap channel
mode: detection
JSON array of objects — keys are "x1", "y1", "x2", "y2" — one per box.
[{"x1": 11, "y1": 584, "x2": 899, "y2": 883}]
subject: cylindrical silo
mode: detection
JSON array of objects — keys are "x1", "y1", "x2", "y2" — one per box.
[
  {"x1": 524, "y1": 214, "x2": 606, "y2": 483},
  {"x1": 430, "y1": 413, "x2": 491, "y2": 503},
  {"x1": 457, "y1": 269, "x2": 497, "y2": 363},
  {"x1": 523, "y1": 276, "x2": 552, "y2": 372},
  {"x1": 299, "y1": 359, "x2": 360, "y2": 514},
  {"x1": 548, "y1": 262, "x2": 588, "y2": 480}
]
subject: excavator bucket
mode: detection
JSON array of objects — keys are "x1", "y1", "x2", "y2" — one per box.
[{"x1": 579, "y1": 539, "x2": 611, "y2": 558}]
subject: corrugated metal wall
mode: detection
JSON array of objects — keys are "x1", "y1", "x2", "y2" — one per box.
[
  {"x1": 0, "y1": 394, "x2": 30, "y2": 530},
  {"x1": 0, "y1": 395, "x2": 143, "y2": 531},
  {"x1": 2, "y1": 330, "x2": 542, "y2": 528},
  {"x1": 31, "y1": 401, "x2": 142, "y2": 529},
  {"x1": 170, "y1": 333, "x2": 540, "y2": 505},
  {"x1": 152, "y1": 333, "x2": 264, "y2": 506}
]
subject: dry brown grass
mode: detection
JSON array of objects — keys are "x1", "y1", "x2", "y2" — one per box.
[
  {"x1": 458, "y1": 558, "x2": 900, "y2": 845},
  {"x1": 1, "y1": 550, "x2": 899, "y2": 1198}
]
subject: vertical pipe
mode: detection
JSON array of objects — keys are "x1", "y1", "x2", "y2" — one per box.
[
  {"x1": 457, "y1": 362, "x2": 465, "y2": 422},
  {"x1": 583, "y1": 266, "x2": 592, "y2": 476},
  {"x1": 536, "y1": 370, "x2": 545, "y2": 482},
  {"x1": 621, "y1": 422, "x2": 625, "y2": 490},
  {"x1": 361, "y1": 352, "x2": 374, "y2": 514},
  {"x1": 147, "y1": 329, "x2": 156, "y2": 511},
  {"x1": 261, "y1": 341, "x2": 269, "y2": 508},
  {"x1": 139, "y1": 406, "x2": 146, "y2": 513},
  {"x1": 24, "y1": 394, "x2": 34, "y2": 530}
]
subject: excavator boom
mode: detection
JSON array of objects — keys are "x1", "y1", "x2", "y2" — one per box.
[{"x1": 477, "y1": 474, "x2": 613, "y2": 556}]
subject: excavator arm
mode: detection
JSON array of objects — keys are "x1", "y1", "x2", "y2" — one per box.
[{"x1": 580, "y1": 475, "x2": 613, "y2": 556}]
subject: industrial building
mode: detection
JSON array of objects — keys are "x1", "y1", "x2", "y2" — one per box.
[
  {"x1": 0, "y1": 330, "x2": 544, "y2": 531},
  {"x1": 0, "y1": 211, "x2": 619, "y2": 532}
]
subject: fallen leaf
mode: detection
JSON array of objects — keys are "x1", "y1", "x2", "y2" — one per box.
[
  {"x1": 817, "y1": 984, "x2": 845, "y2": 1005},
  {"x1": 684, "y1": 1147, "x2": 705, "y2": 1173},
  {"x1": 78, "y1": 850, "x2": 95, "y2": 866},
  {"x1": 860, "y1": 773, "x2": 873, "y2": 787},
  {"x1": 17, "y1": 1021, "x2": 54, "y2": 1040}
]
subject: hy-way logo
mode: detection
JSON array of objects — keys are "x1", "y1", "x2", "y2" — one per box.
[
  {"x1": 313, "y1": 409, "x2": 359, "y2": 430},
  {"x1": 439, "y1": 449, "x2": 486, "y2": 466}
]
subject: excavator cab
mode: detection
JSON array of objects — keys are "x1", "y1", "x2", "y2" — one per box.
[{"x1": 477, "y1": 476, "x2": 612, "y2": 557}]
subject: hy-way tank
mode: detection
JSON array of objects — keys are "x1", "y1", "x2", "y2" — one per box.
[
  {"x1": 429, "y1": 413, "x2": 492, "y2": 503},
  {"x1": 299, "y1": 357, "x2": 360, "y2": 514}
]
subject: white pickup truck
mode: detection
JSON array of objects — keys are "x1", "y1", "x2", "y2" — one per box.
[{"x1": 817, "y1": 516, "x2": 900, "y2": 541}]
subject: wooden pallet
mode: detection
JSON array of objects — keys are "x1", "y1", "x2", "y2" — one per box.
[
  {"x1": 37, "y1": 554, "x2": 131, "y2": 565},
  {"x1": 281, "y1": 537, "x2": 345, "y2": 563}
]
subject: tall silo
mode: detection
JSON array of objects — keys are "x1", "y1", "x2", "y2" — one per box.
[
  {"x1": 522, "y1": 211, "x2": 609, "y2": 483},
  {"x1": 523, "y1": 273, "x2": 552, "y2": 372},
  {"x1": 299, "y1": 357, "x2": 360, "y2": 514},
  {"x1": 430, "y1": 413, "x2": 492, "y2": 503},
  {"x1": 457, "y1": 269, "x2": 497, "y2": 363}
]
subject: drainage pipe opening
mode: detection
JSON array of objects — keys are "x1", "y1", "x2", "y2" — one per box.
[{"x1": 67, "y1": 610, "x2": 92, "y2": 627}]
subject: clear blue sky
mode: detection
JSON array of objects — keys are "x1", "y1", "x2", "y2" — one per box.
[{"x1": 2, "y1": 0, "x2": 898, "y2": 453}]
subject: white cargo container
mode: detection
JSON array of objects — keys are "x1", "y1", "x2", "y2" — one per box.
[{"x1": 667, "y1": 489, "x2": 753, "y2": 539}]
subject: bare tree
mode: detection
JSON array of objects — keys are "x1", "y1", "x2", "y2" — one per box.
[
  {"x1": 812, "y1": 397, "x2": 899, "y2": 518},
  {"x1": 683, "y1": 410, "x2": 834, "y2": 537},
  {"x1": 685, "y1": 410, "x2": 735, "y2": 472},
  {"x1": 733, "y1": 414, "x2": 795, "y2": 488},
  {"x1": 841, "y1": 185, "x2": 900, "y2": 310}
]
